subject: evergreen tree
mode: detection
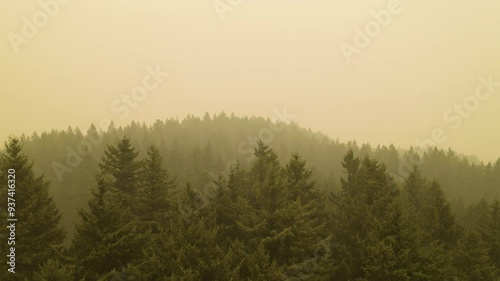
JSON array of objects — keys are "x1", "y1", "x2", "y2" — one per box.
[
  {"x1": 12, "y1": 116, "x2": 500, "y2": 243},
  {"x1": 453, "y1": 230, "x2": 498, "y2": 281},
  {"x1": 0, "y1": 137, "x2": 65, "y2": 280},
  {"x1": 461, "y1": 199, "x2": 500, "y2": 275},
  {"x1": 71, "y1": 138, "x2": 150, "y2": 280},
  {"x1": 71, "y1": 181, "x2": 149, "y2": 280},
  {"x1": 402, "y1": 168, "x2": 457, "y2": 279},
  {"x1": 4, "y1": 116, "x2": 500, "y2": 279},
  {"x1": 98, "y1": 264, "x2": 148, "y2": 281},
  {"x1": 142, "y1": 184, "x2": 242, "y2": 280},
  {"x1": 489, "y1": 200, "x2": 500, "y2": 270},
  {"x1": 211, "y1": 162, "x2": 248, "y2": 246},
  {"x1": 99, "y1": 136, "x2": 141, "y2": 201},
  {"x1": 329, "y1": 152, "x2": 421, "y2": 281},
  {"x1": 404, "y1": 167, "x2": 427, "y2": 211},
  {"x1": 219, "y1": 142, "x2": 325, "y2": 278},
  {"x1": 403, "y1": 169, "x2": 458, "y2": 247},
  {"x1": 423, "y1": 181, "x2": 458, "y2": 248},
  {"x1": 138, "y1": 145, "x2": 176, "y2": 228},
  {"x1": 32, "y1": 259, "x2": 75, "y2": 281}
]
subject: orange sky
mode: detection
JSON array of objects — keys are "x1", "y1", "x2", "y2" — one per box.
[{"x1": 1, "y1": 0, "x2": 499, "y2": 162}]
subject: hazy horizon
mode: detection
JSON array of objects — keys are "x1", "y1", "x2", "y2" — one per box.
[
  {"x1": 2, "y1": 2, "x2": 500, "y2": 279},
  {"x1": 2, "y1": 0, "x2": 499, "y2": 162}
]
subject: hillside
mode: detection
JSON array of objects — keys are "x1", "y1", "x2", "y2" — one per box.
[{"x1": 8, "y1": 113, "x2": 499, "y2": 241}]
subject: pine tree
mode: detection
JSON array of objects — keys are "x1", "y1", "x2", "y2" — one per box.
[
  {"x1": 405, "y1": 168, "x2": 458, "y2": 248},
  {"x1": 404, "y1": 167, "x2": 427, "y2": 211},
  {"x1": 329, "y1": 152, "x2": 421, "y2": 281},
  {"x1": 71, "y1": 138, "x2": 149, "y2": 280},
  {"x1": 99, "y1": 136, "x2": 141, "y2": 201},
  {"x1": 32, "y1": 259, "x2": 75, "y2": 281},
  {"x1": 98, "y1": 264, "x2": 148, "y2": 281},
  {"x1": 0, "y1": 137, "x2": 65, "y2": 280},
  {"x1": 453, "y1": 230, "x2": 498, "y2": 281},
  {"x1": 423, "y1": 181, "x2": 458, "y2": 248},
  {"x1": 71, "y1": 181, "x2": 149, "y2": 280},
  {"x1": 278, "y1": 153, "x2": 325, "y2": 267},
  {"x1": 211, "y1": 162, "x2": 247, "y2": 246},
  {"x1": 221, "y1": 143, "x2": 326, "y2": 278},
  {"x1": 489, "y1": 200, "x2": 500, "y2": 270},
  {"x1": 284, "y1": 153, "x2": 319, "y2": 203},
  {"x1": 238, "y1": 141, "x2": 285, "y2": 261},
  {"x1": 138, "y1": 145, "x2": 176, "y2": 228},
  {"x1": 142, "y1": 184, "x2": 242, "y2": 280},
  {"x1": 402, "y1": 168, "x2": 457, "y2": 280}
]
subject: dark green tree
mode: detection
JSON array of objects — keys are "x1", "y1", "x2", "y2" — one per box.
[
  {"x1": 71, "y1": 138, "x2": 149, "y2": 280},
  {"x1": 423, "y1": 181, "x2": 458, "y2": 248},
  {"x1": 99, "y1": 136, "x2": 141, "y2": 201},
  {"x1": 217, "y1": 142, "x2": 325, "y2": 279},
  {"x1": 142, "y1": 183, "x2": 242, "y2": 280},
  {"x1": 329, "y1": 152, "x2": 422, "y2": 281},
  {"x1": 459, "y1": 199, "x2": 500, "y2": 277},
  {"x1": 403, "y1": 168, "x2": 458, "y2": 247},
  {"x1": 137, "y1": 145, "x2": 177, "y2": 228},
  {"x1": 71, "y1": 181, "x2": 149, "y2": 280},
  {"x1": 453, "y1": 230, "x2": 498, "y2": 281},
  {"x1": 402, "y1": 168, "x2": 457, "y2": 280},
  {"x1": 489, "y1": 200, "x2": 500, "y2": 269},
  {"x1": 0, "y1": 137, "x2": 65, "y2": 280},
  {"x1": 32, "y1": 259, "x2": 75, "y2": 281}
]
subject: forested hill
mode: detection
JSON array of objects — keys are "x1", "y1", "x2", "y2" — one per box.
[
  {"x1": 2, "y1": 113, "x2": 500, "y2": 280},
  {"x1": 8, "y1": 113, "x2": 500, "y2": 238}
]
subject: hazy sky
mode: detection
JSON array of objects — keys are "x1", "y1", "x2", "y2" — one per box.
[{"x1": 1, "y1": 0, "x2": 499, "y2": 162}]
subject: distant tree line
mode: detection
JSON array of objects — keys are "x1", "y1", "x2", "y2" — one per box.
[
  {"x1": 1, "y1": 133, "x2": 499, "y2": 280},
  {"x1": 11, "y1": 114, "x2": 500, "y2": 243}
]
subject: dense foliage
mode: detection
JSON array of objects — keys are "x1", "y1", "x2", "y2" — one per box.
[{"x1": 1, "y1": 115, "x2": 499, "y2": 279}]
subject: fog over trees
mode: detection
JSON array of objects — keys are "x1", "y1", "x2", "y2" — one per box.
[{"x1": 1, "y1": 114, "x2": 499, "y2": 280}]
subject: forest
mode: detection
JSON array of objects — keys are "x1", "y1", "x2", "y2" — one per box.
[{"x1": 0, "y1": 113, "x2": 499, "y2": 280}]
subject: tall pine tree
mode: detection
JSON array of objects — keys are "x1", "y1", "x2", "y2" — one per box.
[
  {"x1": 0, "y1": 137, "x2": 65, "y2": 280},
  {"x1": 329, "y1": 151, "x2": 422, "y2": 281},
  {"x1": 71, "y1": 138, "x2": 150, "y2": 280},
  {"x1": 137, "y1": 145, "x2": 177, "y2": 228}
]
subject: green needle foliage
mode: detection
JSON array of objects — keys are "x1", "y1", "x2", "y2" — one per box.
[
  {"x1": 3, "y1": 118, "x2": 500, "y2": 280},
  {"x1": 0, "y1": 137, "x2": 65, "y2": 281}
]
